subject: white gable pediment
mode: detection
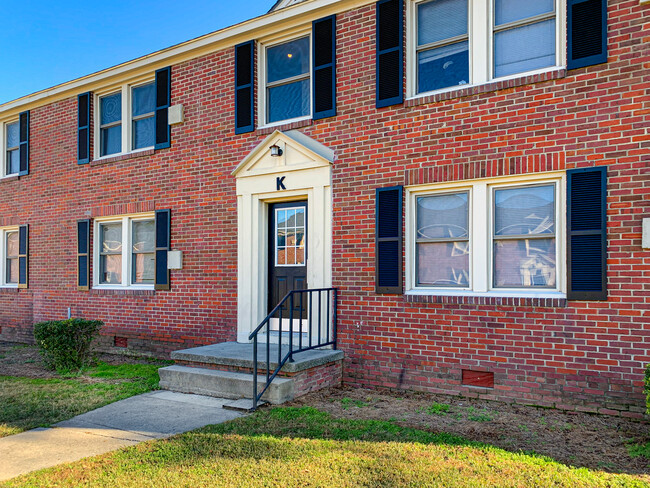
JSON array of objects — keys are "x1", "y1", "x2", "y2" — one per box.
[{"x1": 233, "y1": 130, "x2": 334, "y2": 178}]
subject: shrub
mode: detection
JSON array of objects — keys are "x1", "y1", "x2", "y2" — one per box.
[
  {"x1": 33, "y1": 318, "x2": 103, "y2": 373},
  {"x1": 646, "y1": 364, "x2": 650, "y2": 415}
]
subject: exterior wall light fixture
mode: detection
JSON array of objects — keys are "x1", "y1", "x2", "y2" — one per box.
[{"x1": 270, "y1": 144, "x2": 283, "y2": 157}]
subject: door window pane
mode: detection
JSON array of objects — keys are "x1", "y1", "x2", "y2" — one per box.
[
  {"x1": 275, "y1": 207, "x2": 306, "y2": 266},
  {"x1": 494, "y1": 18, "x2": 555, "y2": 78}
]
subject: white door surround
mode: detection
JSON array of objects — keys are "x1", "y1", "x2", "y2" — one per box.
[{"x1": 233, "y1": 130, "x2": 333, "y2": 343}]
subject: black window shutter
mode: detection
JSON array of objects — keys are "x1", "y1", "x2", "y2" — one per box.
[
  {"x1": 77, "y1": 93, "x2": 91, "y2": 164},
  {"x1": 18, "y1": 224, "x2": 28, "y2": 289},
  {"x1": 235, "y1": 41, "x2": 255, "y2": 134},
  {"x1": 376, "y1": 186, "x2": 403, "y2": 294},
  {"x1": 567, "y1": 0, "x2": 608, "y2": 70},
  {"x1": 155, "y1": 67, "x2": 171, "y2": 149},
  {"x1": 77, "y1": 220, "x2": 90, "y2": 290},
  {"x1": 18, "y1": 111, "x2": 29, "y2": 176},
  {"x1": 376, "y1": 0, "x2": 403, "y2": 108},
  {"x1": 155, "y1": 209, "x2": 171, "y2": 291},
  {"x1": 567, "y1": 167, "x2": 607, "y2": 300},
  {"x1": 313, "y1": 15, "x2": 336, "y2": 120}
]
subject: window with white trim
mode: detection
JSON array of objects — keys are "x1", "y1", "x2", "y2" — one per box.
[
  {"x1": 261, "y1": 33, "x2": 312, "y2": 125},
  {"x1": 1, "y1": 121, "x2": 20, "y2": 177},
  {"x1": 0, "y1": 227, "x2": 19, "y2": 287},
  {"x1": 96, "y1": 80, "x2": 155, "y2": 158},
  {"x1": 93, "y1": 215, "x2": 155, "y2": 288},
  {"x1": 408, "y1": 174, "x2": 565, "y2": 295},
  {"x1": 409, "y1": 0, "x2": 563, "y2": 96}
]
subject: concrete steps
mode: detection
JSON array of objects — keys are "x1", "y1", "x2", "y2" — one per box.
[
  {"x1": 158, "y1": 365, "x2": 294, "y2": 405},
  {"x1": 159, "y1": 342, "x2": 344, "y2": 406}
]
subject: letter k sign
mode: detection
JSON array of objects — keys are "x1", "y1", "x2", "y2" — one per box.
[{"x1": 276, "y1": 176, "x2": 286, "y2": 191}]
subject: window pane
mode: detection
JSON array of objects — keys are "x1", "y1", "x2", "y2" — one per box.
[
  {"x1": 494, "y1": 19, "x2": 555, "y2": 78},
  {"x1": 133, "y1": 117, "x2": 155, "y2": 149},
  {"x1": 100, "y1": 93, "x2": 122, "y2": 125},
  {"x1": 6, "y1": 258, "x2": 18, "y2": 284},
  {"x1": 6, "y1": 122, "x2": 19, "y2": 149},
  {"x1": 7, "y1": 149, "x2": 19, "y2": 175},
  {"x1": 494, "y1": 238, "x2": 555, "y2": 287},
  {"x1": 267, "y1": 37, "x2": 309, "y2": 83},
  {"x1": 100, "y1": 254, "x2": 122, "y2": 284},
  {"x1": 101, "y1": 126, "x2": 122, "y2": 156},
  {"x1": 417, "y1": 192, "x2": 468, "y2": 239},
  {"x1": 417, "y1": 242, "x2": 470, "y2": 286},
  {"x1": 132, "y1": 83, "x2": 155, "y2": 117},
  {"x1": 495, "y1": 185, "x2": 555, "y2": 236},
  {"x1": 495, "y1": 0, "x2": 554, "y2": 26},
  {"x1": 132, "y1": 252, "x2": 155, "y2": 284},
  {"x1": 101, "y1": 223, "x2": 122, "y2": 254},
  {"x1": 132, "y1": 220, "x2": 155, "y2": 253},
  {"x1": 418, "y1": 42, "x2": 469, "y2": 93},
  {"x1": 6, "y1": 232, "x2": 18, "y2": 257},
  {"x1": 418, "y1": 0, "x2": 468, "y2": 46},
  {"x1": 268, "y1": 79, "x2": 310, "y2": 123}
]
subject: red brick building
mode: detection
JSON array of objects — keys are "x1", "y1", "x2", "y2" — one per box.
[{"x1": 0, "y1": 0, "x2": 648, "y2": 416}]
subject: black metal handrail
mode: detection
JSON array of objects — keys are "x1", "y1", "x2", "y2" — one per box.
[{"x1": 249, "y1": 287, "x2": 337, "y2": 410}]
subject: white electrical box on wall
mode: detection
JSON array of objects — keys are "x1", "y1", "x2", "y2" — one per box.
[
  {"x1": 643, "y1": 218, "x2": 650, "y2": 249},
  {"x1": 168, "y1": 104, "x2": 184, "y2": 125},
  {"x1": 168, "y1": 250, "x2": 183, "y2": 269}
]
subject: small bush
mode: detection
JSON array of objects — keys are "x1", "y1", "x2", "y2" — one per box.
[
  {"x1": 645, "y1": 364, "x2": 650, "y2": 415},
  {"x1": 33, "y1": 319, "x2": 103, "y2": 373}
]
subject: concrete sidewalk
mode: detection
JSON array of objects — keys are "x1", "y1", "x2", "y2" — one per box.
[{"x1": 0, "y1": 390, "x2": 244, "y2": 482}]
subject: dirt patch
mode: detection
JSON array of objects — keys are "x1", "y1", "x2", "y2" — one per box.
[
  {"x1": 0, "y1": 341, "x2": 160, "y2": 379},
  {"x1": 290, "y1": 385, "x2": 650, "y2": 478}
]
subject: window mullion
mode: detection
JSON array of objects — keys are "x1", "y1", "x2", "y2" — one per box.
[
  {"x1": 472, "y1": 183, "x2": 488, "y2": 292},
  {"x1": 122, "y1": 87, "x2": 130, "y2": 154},
  {"x1": 472, "y1": 0, "x2": 490, "y2": 85},
  {"x1": 122, "y1": 218, "x2": 129, "y2": 286}
]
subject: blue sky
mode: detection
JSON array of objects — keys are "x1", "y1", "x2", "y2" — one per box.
[{"x1": 0, "y1": 1, "x2": 273, "y2": 105}]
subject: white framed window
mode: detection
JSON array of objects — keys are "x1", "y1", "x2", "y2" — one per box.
[
  {"x1": 407, "y1": 0, "x2": 565, "y2": 97},
  {"x1": 0, "y1": 227, "x2": 19, "y2": 287},
  {"x1": 0, "y1": 120, "x2": 20, "y2": 177},
  {"x1": 406, "y1": 173, "x2": 566, "y2": 297},
  {"x1": 94, "y1": 79, "x2": 155, "y2": 159},
  {"x1": 93, "y1": 214, "x2": 155, "y2": 289},
  {"x1": 259, "y1": 29, "x2": 312, "y2": 126}
]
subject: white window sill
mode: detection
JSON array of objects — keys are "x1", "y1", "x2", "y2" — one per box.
[
  {"x1": 0, "y1": 174, "x2": 19, "y2": 181},
  {"x1": 258, "y1": 115, "x2": 311, "y2": 131},
  {"x1": 406, "y1": 289, "x2": 566, "y2": 299},
  {"x1": 0, "y1": 285, "x2": 18, "y2": 289},
  {"x1": 92, "y1": 285, "x2": 155, "y2": 291},
  {"x1": 406, "y1": 66, "x2": 566, "y2": 105},
  {"x1": 93, "y1": 147, "x2": 154, "y2": 163}
]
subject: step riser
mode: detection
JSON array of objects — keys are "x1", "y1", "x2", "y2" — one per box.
[{"x1": 159, "y1": 366, "x2": 294, "y2": 405}]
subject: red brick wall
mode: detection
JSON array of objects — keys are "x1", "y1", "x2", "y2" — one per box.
[{"x1": 0, "y1": 0, "x2": 648, "y2": 415}]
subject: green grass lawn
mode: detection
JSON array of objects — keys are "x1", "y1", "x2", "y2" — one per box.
[
  {"x1": 0, "y1": 362, "x2": 164, "y2": 437},
  {"x1": 4, "y1": 407, "x2": 648, "y2": 488}
]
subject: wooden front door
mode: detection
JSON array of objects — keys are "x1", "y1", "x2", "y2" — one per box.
[{"x1": 268, "y1": 201, "x2": 307, "y2": 331}]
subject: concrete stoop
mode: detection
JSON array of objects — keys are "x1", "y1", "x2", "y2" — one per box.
[{"x1": 159, "y1": 342, "x2": 344, "y2": 406}]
